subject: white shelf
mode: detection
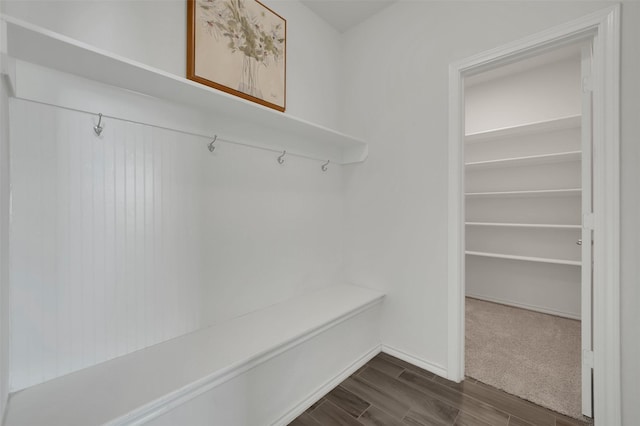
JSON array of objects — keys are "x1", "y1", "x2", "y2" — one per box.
[
  {"x1": 0, "y1": 15, "x2": 367, "y2": 165},
  {"x1": 466, "y1": 222, "x2": 581, "y2": 229},
  {"x1": 465, "y1": 188, "x2": 581, "y2": 198},
  {"x1": 465, "y1": 115, "x2": 581, "y2": 143},
  {"x1": 4, "y1": 284, "x2": 385, "y2": 426},
  {"x1": 465, "y1": 151, "x2": 581, "y2": 170},
  {"x1": 465, "y1": 251, "x2": 581, "y2": 266}
]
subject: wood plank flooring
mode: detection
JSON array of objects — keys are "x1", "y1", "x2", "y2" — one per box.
[{"x1": 289, "y1": 353, "x2": 592, "y2": 426}]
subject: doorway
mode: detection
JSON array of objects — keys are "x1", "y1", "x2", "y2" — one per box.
[
  {"x1": 447, "y1": 6, "x2": 620, "y2": 426},
  {"x1": 462, "y1": 44, "x2": 588, "y2": 419}
]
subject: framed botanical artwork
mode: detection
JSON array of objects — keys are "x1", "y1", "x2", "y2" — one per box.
[{"x1": 187, "y1": 0, "x2": 286, "y2": 112}]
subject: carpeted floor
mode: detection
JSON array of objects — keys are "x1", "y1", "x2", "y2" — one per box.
[{"x1": 465, "y1": 297, "x2": 583, "y2": 419}]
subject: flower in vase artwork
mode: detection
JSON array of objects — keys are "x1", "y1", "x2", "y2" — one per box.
[{"x1": 188, "y1": 0, "x2": 286, "y2": 111}]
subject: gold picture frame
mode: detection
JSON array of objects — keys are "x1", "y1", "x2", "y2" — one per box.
[{"x1": 187, "y1": 0, "x2": 286, "y2": 112}]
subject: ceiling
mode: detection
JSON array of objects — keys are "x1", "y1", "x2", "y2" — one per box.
[{"x1": 300, "y1": 0, "x2": 396, "y2": 33}]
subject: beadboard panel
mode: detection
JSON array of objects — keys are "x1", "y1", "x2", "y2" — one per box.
[
  {"x1": 9, "y1": 96, "x2": 345, "y2": 392},
  {"x1": 9, "y1": 99, "x2": 206, "y2": 391}
]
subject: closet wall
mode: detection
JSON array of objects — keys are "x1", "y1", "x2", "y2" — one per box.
[
  {"x1": 3, "y1": 0, "x2": 347, "y2": 392},
  {"x1": 464, "y1": 54, "x2": 583, "y2": 319}
]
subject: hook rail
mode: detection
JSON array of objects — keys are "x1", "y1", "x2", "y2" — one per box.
[{"x1": 19, "y1": 97, "x2": 337, "y2": 169}]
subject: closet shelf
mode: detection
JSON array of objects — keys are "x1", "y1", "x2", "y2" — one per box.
[
  {"x1": 466, "y1": 222, "x2": 581, "y2": 229},
  {"x1": 465, "y1": 115, "x2": 581, "y2": 143},
  {"x1": 465, "y1": 151, "x2": 581, "y2": 169},
  {"x1": 0, "y1": 16, "x2": 367, "y2": 165},
  {"x1": 466, "y1": 251, "x2": 581, "y2": 266},
  {"x1": 465, "y1": 188, "x2": 581, "y2": 198}
]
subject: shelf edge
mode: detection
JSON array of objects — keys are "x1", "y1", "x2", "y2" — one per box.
[
  {"x1": 465, "y1": 250, "x2": 581, "y2": 266},
  {"x1": 465, "y1": 188, "x2": 581, "y2": 197},
  {"x1": 465, "y1": 222, "x2": 582, "y2": 229},
  {"x1": 465, "y1": 115, "x2": 581, "y2": 143},
  {"x1": 465, "y1": 151, "x2": 581, "y2": 168}
]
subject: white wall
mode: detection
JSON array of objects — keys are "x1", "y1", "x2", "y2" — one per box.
[
  {"x1": 465, "y1": 57, "x2": 581, "y2": 134},
  {"x1": 3, "y1": 0, "x2": 346, "y2": 392},
  {"x1": 340, "y1": 5, "x2": 640, "y2": 422}
]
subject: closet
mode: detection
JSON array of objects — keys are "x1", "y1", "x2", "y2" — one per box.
[
  {"x1": 463, "y1": 43, "x2": 592, "y2": 419},
  {"x1": 464, "y1": 46, "x2": 583, "y2": 319}
]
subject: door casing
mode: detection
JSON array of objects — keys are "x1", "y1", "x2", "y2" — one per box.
[{"x1": 447, "y1": 5, "x2": 620, "y2": 425}]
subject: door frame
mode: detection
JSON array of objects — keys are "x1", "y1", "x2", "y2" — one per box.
[{"x1": 447, "y1": 5, "x2": 620, "y2": 425}]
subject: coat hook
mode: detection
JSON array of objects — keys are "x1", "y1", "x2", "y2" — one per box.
[
  {"x1": 277, "y1": 150, "x2": 286, "y2": 164},
  {"x1": 208, "y1": 135, "x2": 217, "y2": 152},
  {"x1": 321, "y1": 160, "x2": 330, "y2": 172},
  {"x1": 93, "y1": 113, "x2": 104, "y2": 136}
]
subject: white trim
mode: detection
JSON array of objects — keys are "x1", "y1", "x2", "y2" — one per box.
[
  {"x1": 448, "y1": 6, "x2": 620, "y2": 424},
  {"x1": 466, "y1": 294, "x2": 581, "y2": 320},
  {"x1": 272, "y1": 345, "x2": 382, "y2": 426},
  {"x1": 447, "y1": 49, "x2": 466, "y2": 383},
  {"x1": 381, "y1": 345, "x2": 448, "y2": 379},
  {"x1": 591, "y1": 5, "x2": 621, "y2": 424}
]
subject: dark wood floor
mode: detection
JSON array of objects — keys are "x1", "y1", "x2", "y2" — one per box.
[{"x1": 289, "y1": 352, "x2": 592, "y2": 426}]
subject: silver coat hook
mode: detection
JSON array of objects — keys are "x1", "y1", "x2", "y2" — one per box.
[
  {"x1": 93, "y1": 113, "x2": 104, "y2": 136},
  {"x1": 277, "y1": 150, "x2": 286, "y2": 164},
  {"x1": 208, "y1": 135, "x2": 217, "y2": 152},
  {"x1": 321, "y1": 160, "x2": 330, "y2": 172}
]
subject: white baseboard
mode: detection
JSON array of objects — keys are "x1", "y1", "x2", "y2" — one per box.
[
  {"x1": 272, "y1": 344, "x2": 382, "y2": 426},
  {"x1": 466, "y1": 294, "x2": 580, "y2": 320},
  {"x1": 381, "y1": 345, "x2": 448, "y2": 379}
]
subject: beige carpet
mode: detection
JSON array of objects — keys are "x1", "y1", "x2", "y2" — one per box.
[{"x1": 465, "y1": 297, "x2": 582, "y2": 419}]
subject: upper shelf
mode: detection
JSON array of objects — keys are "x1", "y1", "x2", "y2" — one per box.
[
  {"x1": 465, "y1": 115, "x2": 581, "y2": 144},
  {"x1": 466, "y1": 222, "x2": 581, "y2": 229},
  {"x1": 0, "y1": 16, "x2": 367, "y2": 165},
  {"x1": 465, "y1": 250, "x2": 581, "y2": 266},
  {"x1": 465, "y1": 188, "x2": 581, "y2": 198},
  {"x1": 465, "y1": 151, "x2": 581, "y2": 170}
]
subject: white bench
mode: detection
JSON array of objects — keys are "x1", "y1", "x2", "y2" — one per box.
[{"x1": 5, "y1": 284, "x2": 385, "y2": 426}]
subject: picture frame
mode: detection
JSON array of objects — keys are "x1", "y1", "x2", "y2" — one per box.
[{"x1": 187, "y1": 0, "x2": 287, "y2": 112}]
